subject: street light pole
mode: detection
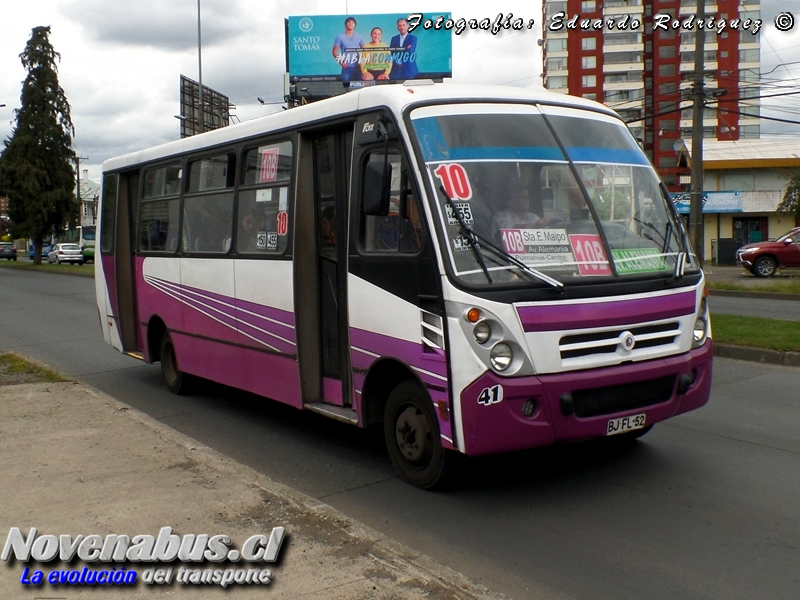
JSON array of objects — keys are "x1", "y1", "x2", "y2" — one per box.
[{"x1": 197, "y1": 0, "x2": 204, "y2": 133}]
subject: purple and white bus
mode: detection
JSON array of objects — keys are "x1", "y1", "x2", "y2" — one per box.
[{"x1": 96, "y1": 83, "x2": 712, "y2": 488}]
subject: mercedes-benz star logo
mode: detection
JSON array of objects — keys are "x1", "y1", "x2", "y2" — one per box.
[{"x1": 620, "y1": 331, "x2": 636, "y2": 351}]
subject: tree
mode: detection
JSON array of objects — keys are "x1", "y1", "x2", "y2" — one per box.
[
  {"x1": 0, "y1": 26, "x2": 77, "y2": 265},
  {"x1": 776, "y1": 170, "x2": 800, "y2": 225}
]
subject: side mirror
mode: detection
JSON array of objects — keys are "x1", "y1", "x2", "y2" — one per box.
[
  {"x1": 784, "y1": 238, "x2": 793, "y2": 244},
  {"x1": 363, "y1": 161, "x2": 391, "y2": 216}
]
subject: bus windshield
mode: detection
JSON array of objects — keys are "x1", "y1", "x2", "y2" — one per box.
[{"x1": 410, "y1": 104, "x2": 689, "y2": 287}]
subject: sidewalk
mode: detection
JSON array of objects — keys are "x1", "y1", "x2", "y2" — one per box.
[{"x1": 0, "y1": 381, "x2": 505, "y2": 600}]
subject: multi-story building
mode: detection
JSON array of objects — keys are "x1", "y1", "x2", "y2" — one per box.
[{"x1": 542, "y1": 0, "x2": 761, "y2": 191}]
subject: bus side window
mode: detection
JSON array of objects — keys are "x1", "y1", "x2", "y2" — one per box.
[{"x1": 361, "y1": 149, "x2": 422, "y2": 254}]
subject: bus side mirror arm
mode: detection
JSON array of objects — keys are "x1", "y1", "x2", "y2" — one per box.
[{"x1": 363, "y1": 161, "x2": 391, "y2": 216}]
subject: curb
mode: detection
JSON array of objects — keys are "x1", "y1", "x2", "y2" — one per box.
[{"x1": 713, "y1": 342, "x2": 800, "y2": 367}]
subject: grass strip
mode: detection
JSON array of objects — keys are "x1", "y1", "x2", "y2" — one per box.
[
  {"x1": 0, "y1": 353, "x2": 66, "y2": 382},
  {"x1": 713, "y1": 313, "x2": 800, "y2": 353},
  {"x1": 708, "y1": 280, "x2": 800, "y2": 294},
  {"x1": 0, "y1": 260, "x2": 93, "y2": 277}
]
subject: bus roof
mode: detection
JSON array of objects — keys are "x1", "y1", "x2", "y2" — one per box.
[{"x1": 101, "y1": 83, "x2": 620, "y2": 173}]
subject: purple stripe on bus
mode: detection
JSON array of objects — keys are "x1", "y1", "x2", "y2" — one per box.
[
  {"x1": 516, "y1": 291, "x2": 696, "y2": 332},
  {"x1": 147, "y1": 278, "x2": 294, "y2": 348},
  {"x1": 175, "y1": 278, "x2": 296, "y2": 327},
  {"x1": 349, "y1": 328, "x2": 448, "y2": 385},
  {"x1": 144, "y1": 275, "x2": 296, "y2": 348},
  {"x1": 146, "y1": 275, "x2": 296, "y2": 329}
]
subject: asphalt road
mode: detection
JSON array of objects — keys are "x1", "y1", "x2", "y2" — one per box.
[
  {"x1": 1, "y1": 268, "x2": 799, "y2": 600},
  {"x1": 710, "y1": 293, "x2": 800, "y2": 321}
]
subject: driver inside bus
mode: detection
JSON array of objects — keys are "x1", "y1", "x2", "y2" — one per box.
[{"x1": 492, "y1": 182, "x2": 550, "y2": 235}]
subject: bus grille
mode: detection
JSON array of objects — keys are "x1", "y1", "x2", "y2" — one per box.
[
  {"x1": 559, "y1": 322, "x2": 680, "y2": 360},
  {"x1": 570, "y1": 375, "x2": 676, "y2": 418}
]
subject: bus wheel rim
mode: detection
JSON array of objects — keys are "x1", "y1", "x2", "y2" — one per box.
[{"x1": 395, "y1": 404, "x2": 432, "y2": 464}]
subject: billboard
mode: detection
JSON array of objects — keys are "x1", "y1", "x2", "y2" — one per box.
[
  {"x1": 286, "y1": 13, "x2": 452, "y2": 87},
  {"x1": 178, "y1": 75, "x2": 231, "y2": 138}
]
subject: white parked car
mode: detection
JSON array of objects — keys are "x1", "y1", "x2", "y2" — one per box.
[{"x1": 47, "y1": 243, "x2": 84, "y2": 265}]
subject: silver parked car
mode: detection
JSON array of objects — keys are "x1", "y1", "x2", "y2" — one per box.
[{"x1": 47, "y1": 243, "x2": 84, "y2": 265}]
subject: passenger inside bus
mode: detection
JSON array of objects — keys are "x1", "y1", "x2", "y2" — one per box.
[
  {"x1": 238, "y1": 209, "x2": 265, "y2": 252},
  {"x1": 320, "y1": 206, "x2": 336, "y2": 248},
  {"x1": 491, "y1": 182, "x2": 551, "y2": 236}
]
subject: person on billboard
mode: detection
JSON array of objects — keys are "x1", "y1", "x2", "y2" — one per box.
[
  {"x1": 360, "y1": 27, "x2": 392, "y2": 81},
  {"x1": 332, "y1": 16, "x2": 364, "y2": 83},
  {"x1": 389, "y1": 17, "x2": 419, "y2": 81}
]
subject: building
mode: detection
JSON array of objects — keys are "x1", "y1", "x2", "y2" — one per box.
[
  {"x1": 677, "y1": 137, "x2": 800, "y2": 263},
  {"x1": 542, "y1": 0, "x2": 761, "y2": 191},
  {"x1": 77, "y1": 177, "x2": 100, "y2": 226}
]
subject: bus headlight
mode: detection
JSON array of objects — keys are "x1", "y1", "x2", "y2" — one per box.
[
  {"x1": 473, "y1": 321, "x2": 491, "y2": 344},
  {"x1": 692, "y1": 290, "x2": 710, "y2": 348},
  {"x1": 693, "y1": 317, "x2": 707, "y2": 346},
  {"x1": 490, "y1": 343, "x2": 513, "y2": 372}
]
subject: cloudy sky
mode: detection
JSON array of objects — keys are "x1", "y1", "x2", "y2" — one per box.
[{"x1": 1, "y1": 0, "x2": 797, "y2": 184}]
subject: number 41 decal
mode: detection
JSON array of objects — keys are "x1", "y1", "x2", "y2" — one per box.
[{"x1": 478, "y1": 385, "x2": 504, "y2": 406}]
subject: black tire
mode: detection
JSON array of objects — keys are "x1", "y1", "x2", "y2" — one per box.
[
  {"x1": 159, "y1": 331, "x2": 192, "y2": 395},
  {"x1": 384, "y1": 381, "x2": 453, "y2": 489},
  {"x1": 753, "y1": 256, "x2": 777, "y2": 278}
]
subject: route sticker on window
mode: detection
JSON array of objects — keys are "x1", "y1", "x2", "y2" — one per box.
[
  {"x1": 501, "y1": 228, "x2": 576, "y2": 270},
  {"x1": 266, "y1": 232, "x2": 278, "y2": 250},
  {"x1": 445, "y1": 202, "x2": 474, "y2": 226},
  {"x1": 434, "y1": 163, "x2": 473, "y2": 201},
  {"x1": 256, "y1": 189, "x2": 272, "y2": 203},
  {"x1": 259, "y1": 147, "x2": 279, "y2": 183},
  {"x1": 611, "y1": 248, "x2": 668, "y2": 274},
  {"x1": 256, "y1": 231, "x2": 267, "y2": 249},
  {"x1": 569, "y1": 234, "x2": 612, "y2": 276},
  {"x1": 276, "y1": 211, "x2": 289, "y2": 236},
  {"x1": 452, "y1": 235, "x2": 474, "y2": 252}
]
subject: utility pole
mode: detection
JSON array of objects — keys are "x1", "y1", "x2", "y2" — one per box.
[
  {"x1": 75, "y1": 156, "x2": 88, "y2": 224},
  {"x1": 689, "y1": 0, "x2": 706, "y2": 266}
]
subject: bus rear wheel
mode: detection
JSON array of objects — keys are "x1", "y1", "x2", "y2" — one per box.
[
  {"x1": 159, "y1": 331, "x2": 192, "y2": 395},
  {"x1": 384, "y1": 381, "x2": 452, "y2": 489}
]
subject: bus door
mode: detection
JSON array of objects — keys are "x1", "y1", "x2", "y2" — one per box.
[
  {"x1": 294, "y1": 128, "x2": 354, "y2": 409},
  {"x1": 98, "y1": 170, "x2": 140, "y2": 355}
]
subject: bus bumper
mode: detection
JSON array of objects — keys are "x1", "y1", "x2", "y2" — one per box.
[{"x1": 458, "y1": 341, "x2": 713, "y2": 456}]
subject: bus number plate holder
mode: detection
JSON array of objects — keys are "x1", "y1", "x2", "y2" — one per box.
[{"x1": 606, "y1": 413, "x2": 646, "y2": 436}]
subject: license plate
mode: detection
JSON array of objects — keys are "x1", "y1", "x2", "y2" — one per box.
[{"x1": 606, "y1": 413, "x2": 646, "y2": 436}]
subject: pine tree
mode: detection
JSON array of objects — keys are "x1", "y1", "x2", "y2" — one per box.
[{"x1": 0, "y1": 26, "x2": 77, "y2": 265}]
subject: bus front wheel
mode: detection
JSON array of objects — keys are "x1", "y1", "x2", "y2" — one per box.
[
  {"x1": 384, "y1": 382, "x2": 452, "y2": 489},
  {"x1": 159, "y1": 331, "x2": 192, "y2": 395}
]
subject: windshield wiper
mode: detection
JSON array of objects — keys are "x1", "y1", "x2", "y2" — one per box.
[
  {"x1": 439, "y1": 186, "x2": 492, "y2": 283},
  {"x1": 439, "y1": 186, "x2": 564, "y2": 291}
]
